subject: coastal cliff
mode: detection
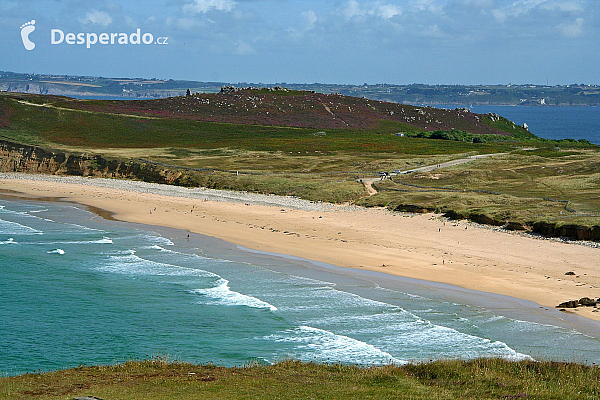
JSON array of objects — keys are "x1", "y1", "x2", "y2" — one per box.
[{"x1": 0, "y1": 140, "x2": 187, "y2": 185}]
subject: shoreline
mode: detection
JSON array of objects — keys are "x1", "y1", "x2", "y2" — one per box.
[{"x1": 1, "y1": 173, "x2": 599, "y2": 324}]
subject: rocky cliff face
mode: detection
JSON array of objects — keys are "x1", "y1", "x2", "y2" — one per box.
[
  {"x1": 532, "y1": 221, "x2": 600, "y2": 241},
  {"x1": 0, "y1": 140, "x2": 187, "y2": 185}
]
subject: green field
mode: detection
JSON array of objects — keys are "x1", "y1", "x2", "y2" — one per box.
[{"x1": 1, "y1": 359, "x2": 598, "y2": 400}]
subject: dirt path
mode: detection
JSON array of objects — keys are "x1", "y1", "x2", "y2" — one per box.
[
  {"x1": 15, "y1": 99, "x2": 159, "y2": 120},
  {"x1": 360, "y1": 153, "x2": 507, "y2": 196}
]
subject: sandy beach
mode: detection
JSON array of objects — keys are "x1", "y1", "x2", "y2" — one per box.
[{"x1": 1, "y1": 173, "x2": 599, "y2": 323}]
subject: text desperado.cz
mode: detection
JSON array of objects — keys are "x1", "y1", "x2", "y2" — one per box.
[{"x1": 51, "y1": 29, "x2": 168, "y2": 48}]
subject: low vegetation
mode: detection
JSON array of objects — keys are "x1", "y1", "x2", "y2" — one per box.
[
  {"x1": 360, "y1": 151, "x2": 600, "y2": 229},
  {"x1": 0, "y1": 358, "x2": 597, "y2": 400}
]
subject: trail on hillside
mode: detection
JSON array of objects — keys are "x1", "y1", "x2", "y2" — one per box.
[
  {"x1": 360, "y1": 153, "x2": 507, "y2": 196},
  {"x1": 14, "y1": 99, "x2": 159, "y2": 120},
  {"x1": 320, "y1": 102, "x2": 350, "y2": 127}
]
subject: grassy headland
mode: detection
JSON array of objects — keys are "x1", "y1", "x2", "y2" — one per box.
[
  {"x1": 0, "y1": 90, "x2": 598, "y2": 237},
  {"x1": 1, "y1": 359, "x2": 598, "y2": 400}
]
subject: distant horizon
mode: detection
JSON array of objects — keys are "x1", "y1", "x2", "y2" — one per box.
[{"x1": 2, "y1": 69, "x2": 598, "y2": 88}]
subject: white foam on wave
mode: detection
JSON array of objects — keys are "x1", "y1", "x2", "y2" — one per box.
[
  {"x1": 305, "y1": 310, "x2": 413, "y2": 328},
  {"x1": 143, "y1": 235, "x2": 174, "y2": 246},
  {"x1": 272, "y1": 281, "x2": 533, "y2": 362},
  {"x1": 139, "y1": 245, "x2": 233, "y2": 267},
  {"x1": 66, "y1": 236, "x2": 113, "y2": 245},
  {"x1": 142, "y1": 245, "x2": 173, "y2": 252},
  {"x1": 62, "y1": 223, "x2": 103, "y2": 232},
  {"x1": 264, "y1": 325, "x2": 405, "y2": 365},
  {"x1": 0, "y1": 206, "x2": 54, "y2": 222},
  {"x1": 0, "y1": 237, "x2": 17, "y2": 245},
  {"x1": 372, "y1": 318, "x2": 533, "y2": 362},
  {"x1": 97, "y1": 250, "x2": 216, "y2": 278},
  {"x1": 0, "y1": 218, "x2": 43, "y2": 235},
  {"x1": 278, "y1": 274, "x2": 336, "y2": 287},
  {"x1": 48, "y1": 249, "x2": 65, "y2": 255},
  {"x1": 278, "y1": 284, "x2": 399, "y2": 313},
  {"x1": 192, "y1": 278, "x2": 278, "y2": 311},
  {"x1": 39, "y1": 237, "x2": 114, "y2": 245}
]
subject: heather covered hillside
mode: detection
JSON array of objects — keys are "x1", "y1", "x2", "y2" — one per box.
[{"x1": 49, "y1": 88, "x2": 528, "y2": 136}]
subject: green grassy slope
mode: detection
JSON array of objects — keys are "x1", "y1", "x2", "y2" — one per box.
[
  {"x1": 1, "y1": 359, "x2": 598, "y2": 400},
  {"x1": 0, "y1": 94, "x2": 516, "y2": 154}
]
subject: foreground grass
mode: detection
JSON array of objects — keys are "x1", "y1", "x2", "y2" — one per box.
[{"x1": 1, "y1": 359, "x2": 598, "y2": 400}]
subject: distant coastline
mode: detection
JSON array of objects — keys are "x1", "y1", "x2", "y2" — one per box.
[{"x1": 2, "y1": 70, "x2": 599, "y2": 106}]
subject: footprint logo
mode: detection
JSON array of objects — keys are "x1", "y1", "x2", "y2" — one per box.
[{"x1": 20, "y1": 20, "x2": 36, "y2": 51}]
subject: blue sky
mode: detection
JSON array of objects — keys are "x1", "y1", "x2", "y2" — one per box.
[{"x1": 1, "y1": 0, "x2": 598, "y2": 84}]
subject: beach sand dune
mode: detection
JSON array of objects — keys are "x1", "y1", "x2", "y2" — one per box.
[{"x1": 1, "y1": 173, "x2": 598, "y2": 322}]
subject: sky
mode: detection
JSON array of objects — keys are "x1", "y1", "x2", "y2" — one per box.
[{"x1": 0, "y1": 0, "x2": 598, "y2": 85}]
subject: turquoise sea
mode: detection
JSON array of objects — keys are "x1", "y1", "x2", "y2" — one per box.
[{"x1": 1, "y1": 197, "x2": 599, "y2": 376}]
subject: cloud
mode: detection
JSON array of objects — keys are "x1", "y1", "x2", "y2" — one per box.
[
  {"x1": 234, "y1": 40, "x2": 255, "y2": 55},
  {"x1": 78, "y1": 10, "x2": 113, "y2": 26},
  {"x1": 302, "y1": 10, "x2": 318, "y2": 30},
  {"x1": 342, "y1": 0, "x2": 365, "y2": 20},
  {"x1": 541, "y1": 1, "x2": 584, "y2": 13},
  {"x1": 340, "y1": 1, "x2": 403, "y2": 20},
  {"x1": 183, "y1": 0, "x2": 236, "y2": 14},
  {"x1": 412, "y1": 0, "x2": 443, "y2": 13},
  {"x1": 375, "y1": 4, "x2": 402, "y2": 19},
  {"x1": 459, "y1": 0, "x2": 493, "y2": 8},
  {"x1": 491, "y1": 0, "x2": 586, "y2": 19},
  {"x1": 559, "y1": 17, "x2": 584, "y2": 38}
]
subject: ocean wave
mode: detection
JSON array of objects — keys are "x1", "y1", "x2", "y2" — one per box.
[
  {"x1": 284, "y1": 286, "x2": 533, "y2": 362},
  {"x1": 303, "y1": 310, "x2": 414, "y2": 327},
  {"x1": 142, "y1": 245, "x2": 174, "y2": 252},
  {"x1": 28, "y1": 209, "x2": 48, "y2": 213},
  {"x1": 370, "y1": 319, "x2": 533, "y2": 362},
  {"x1": 192, "y1": 278, "x2": 278, "y2": 311},
  {"x1": 138, "y1": 245, "x2": 233, "y2": 267},
  {"x1": 263, "y1": 325, "x2": 405, "y2": 365},
  {"x1": 48, "y1": 249, "x2": 65, "y2": 255},
  {"x1": 0, "y1": 219, "x2": 43, "y2": 235},
  {"x1": 60, "y1": 222, "x2": 103, "y2": 232},
  {"x1": 65, "y1": 236, "x2": 113, "y2": 245},
  {"x1": 143, "y1": 235, "x2": 175, "y2": 246},
  {"x1": 0, "y1": 207, "x2": 53, "y2": 222},
  {"x1": 97, "y1": 250, "x2": 217, "y2": 278},
  {"x1": 278, "y1": 274, "x2": 336, "y2": 287},
  {"x1": 37, "y1": 237, "x2": 114, "y2": 245}
]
